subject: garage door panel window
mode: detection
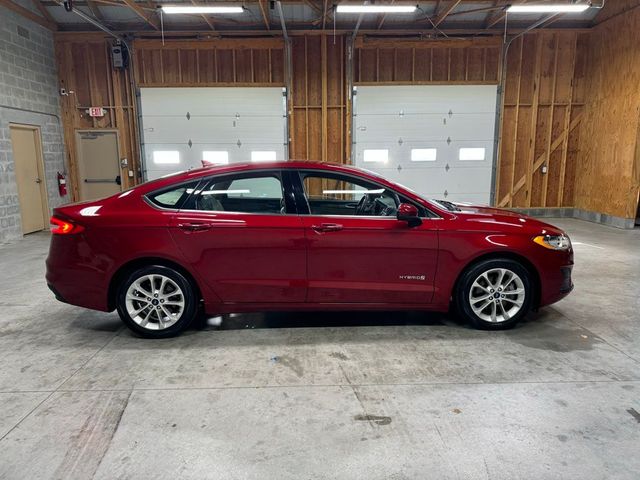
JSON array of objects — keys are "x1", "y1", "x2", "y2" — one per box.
[
  {"x1": 458, "y1": 147, "x2": 486, "y2": 161},
  {"x1": 191, "y1": 173, "x2": 285, "y2": 215},
  {"x1": 363, "y1": 149, "x2": 389, "y2": 163},
  {"x1": 202, "y1": 151, "x2": 229, "y2": 165},
  {"x1": 411, "y1": 148, "x2": 437, "y2": 162},
  {"x1": 251, "y1": 151, "x2": 277, "y2": 162},
  {"x1": 153, "y1": 151, "x2": 180, "y2": 165}
]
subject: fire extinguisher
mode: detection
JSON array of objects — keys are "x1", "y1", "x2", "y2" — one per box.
[{"x1": 57, "y1": 172, "x2": 67, "y2": 196}]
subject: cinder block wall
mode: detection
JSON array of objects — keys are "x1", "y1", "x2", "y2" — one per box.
[{"x1": 0, "y1": 4, "x2": 67, "y2": 243}]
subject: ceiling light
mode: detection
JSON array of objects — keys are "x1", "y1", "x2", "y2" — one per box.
[
  {"x1": 507, "y1": 4, "x2": 590, "y2": 13},
  {"x1": 336, "y1": 5, "x2": 417, "y2": 13},
  {"x1": 161, "y1": 5, "x2": 244, "y2": 14}
]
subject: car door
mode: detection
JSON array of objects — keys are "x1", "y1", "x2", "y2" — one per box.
[
  {"x1": 169, "y1": 170, "x2": 307, "y2": 304},
  {"x1": 293, "y1": 169, "x2": 439, "y2": 305}
]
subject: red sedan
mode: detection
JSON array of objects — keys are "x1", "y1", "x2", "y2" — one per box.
[{"x1": 46, "y1": 162, "x2": 573, "y2": 338}]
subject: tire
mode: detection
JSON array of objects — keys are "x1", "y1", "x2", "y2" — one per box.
[
  {"x1": 454, "y1": 258, "x2": 533, "y2": 330},
  {"x1": 116, "y1": 265, "x2": 198, "y2": 338}
]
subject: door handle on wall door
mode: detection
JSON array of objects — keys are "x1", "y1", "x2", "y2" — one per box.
[{"x1": 311, "y1": 223, "x2": 343, "y2": 233}]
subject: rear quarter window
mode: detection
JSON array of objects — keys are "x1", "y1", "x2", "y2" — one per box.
[{"x1": 146, "y1": 181, "x2": 199, "y2": 209}]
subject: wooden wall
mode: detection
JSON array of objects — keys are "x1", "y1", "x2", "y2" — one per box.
[
  {"x1": 290, "y1": 35, "x2": 348, "y2": 163},
  {"x1": 55, "y1": 36, "x2": 140, "y2": 198},
  {"x1": 133, "y1": 38, "x2": 285, "y2": 87},
  {"x1": 572, "y1": 6, "x2": 640, "y2": 219},
  {"x1": 55, "y1": 35, "x2": 286, "y2": 200},
  {"x1": 354, "y1": 37, "x2": 501, "y2": 84},
  {"x1": 54, "y1": 27, "x2": 640, "y2": 219},
  {"x1": 496, "y1": 31, "x2": 587, "y2": 210}
]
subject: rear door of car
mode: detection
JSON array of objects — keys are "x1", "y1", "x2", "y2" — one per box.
[{"x1": 168, "y1": 170, "x2": 307, "y2": 304}]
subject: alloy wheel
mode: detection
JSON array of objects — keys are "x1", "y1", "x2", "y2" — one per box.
[
  {"x1": 125, "y1": 274, "x2": 185, "y2": 330},
  {"x1": 468, "y1": 268, "x2": 526, "y2": 323}
]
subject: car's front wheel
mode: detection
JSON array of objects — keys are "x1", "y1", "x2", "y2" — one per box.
[
  {"x1": 455, "y1": 258, "x2": 533, "y2": 330},
  {"x1": 116, "y1": 265, "x2": 198, "y2": 338}
]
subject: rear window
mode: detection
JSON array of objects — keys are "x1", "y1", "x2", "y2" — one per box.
[{"x1": 147, "y1": 181, "x2": 199, "y2": 209}]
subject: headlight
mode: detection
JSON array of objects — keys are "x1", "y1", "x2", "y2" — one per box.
[{"x1": 533, "y1": 234, "x2": 571, "y2": 251}]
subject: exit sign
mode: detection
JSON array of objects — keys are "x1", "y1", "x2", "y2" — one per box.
[{"x1": 88, "y1": 107, "x2": 106, "y2": 117}]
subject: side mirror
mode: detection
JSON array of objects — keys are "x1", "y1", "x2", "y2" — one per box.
[{"x1": 397, "y1": 203, "x2": 422, "y2": 227}]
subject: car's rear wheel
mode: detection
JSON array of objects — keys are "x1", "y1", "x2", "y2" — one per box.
[
  {"x1": 455, "y1": 258, "x2": 533, "y2": 330},
  {"x1": 116, "y1": 265, "x2": 198, "y2": 338}
]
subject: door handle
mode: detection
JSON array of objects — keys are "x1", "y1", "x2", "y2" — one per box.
[
  {"x1": 311, "y1": 223, "x2": 343, "y2": 233},
  {"x1": 178, "y1": 222, "x2": 211, "y2": 232}
]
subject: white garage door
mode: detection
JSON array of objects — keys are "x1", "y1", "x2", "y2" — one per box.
[
  {"x1": 140, "y1": 87, "x2": 287, "y2": 180},
  {"x1": 353, "y1": 85, "x2": 497, "y2": 205}
]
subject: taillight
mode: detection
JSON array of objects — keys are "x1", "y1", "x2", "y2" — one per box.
[{"x1": 50, "y1": 216, "x2": 84, "y2": 235}]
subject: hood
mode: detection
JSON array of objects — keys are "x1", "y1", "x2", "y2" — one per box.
[{"x1": 444, "y1": 202, "x2": 566, "y2": 235}]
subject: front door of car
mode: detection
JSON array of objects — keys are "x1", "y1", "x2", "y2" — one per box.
[
  {"x1": 169, "y1": 170, "x2": 306, "y2": 304},
  {"x1": 294, "y1": 170, "x2": 439, "y2": 304}
]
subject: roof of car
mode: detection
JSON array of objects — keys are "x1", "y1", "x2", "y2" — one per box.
[
  {"x1": 194, "y1": 160, "x2": 365, "y2": 174},
  {"x1": 144, "y1": 161, "x2": 385, "y2": 188},
  {"x1": 135, "y1": 160, "x2": 448, "y2": 216}
]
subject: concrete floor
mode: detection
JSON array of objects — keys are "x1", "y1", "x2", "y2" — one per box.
[{"x1": 0, "y1": 218, "x2": 638, "y2": 480}]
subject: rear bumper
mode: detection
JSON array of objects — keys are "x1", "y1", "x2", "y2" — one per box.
[
  {"x1": 45, "y1": 236, "x2": 112, "y2": 312},
  {"x1": 47, "y1": 282, "x2": 67, "y2": 303}
]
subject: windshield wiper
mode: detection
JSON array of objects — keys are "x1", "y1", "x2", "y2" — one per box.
[{"x1": 433, "y1": 199, "x2": 461, "y2": 212}]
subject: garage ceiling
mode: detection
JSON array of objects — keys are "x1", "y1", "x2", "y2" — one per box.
[{"x1": 25, "y1": 0, "x2": 601, "y2": 33}]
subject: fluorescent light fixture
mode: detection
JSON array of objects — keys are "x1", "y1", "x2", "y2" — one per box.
[
  {"x1": 363, "y1": 149, "x2": 389, "y2": 163},
  {"x1": 162, "y1": 5, "x2": 244, "y2": 14},
  {"x1": 507, "y1": 4, "x2": 590, "y2": 13},
  {"x1": 459, "y1": 147, "x2": 486, "y2": 161},
  {"x1": 202, "y1": 151, "x2": 229, "y2": 164},
  {"x1": 336, "y1": 4, "x2": 416, "y2": 13},
  {"x1": 411, "y1": 148, "x2": 437, "y2": 162},
  {"x1": 251, "y1": 151, "x2": 277, "y2": 162},
  {"x1": 153, "y1": 150, "x2": 180, "y2": 164}
]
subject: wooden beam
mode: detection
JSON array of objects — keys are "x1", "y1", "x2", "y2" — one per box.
[
  {"x1": 133, "y1": 37, "x2": 285, "y2": 49},
  {"x1": 86, "y1": 0, "x2": 107, "y2": 23},
  {"x1": 507, "y1": 37, "x2": 524, "y2": 207},
  {"x1": 557, "y1": 33, "x2": 578, "y2": 206},
  {"x1": 484, "y1": 0, "x2": 508, "y2": 29},
  {"x1": 321, "y1": 34, "x2": 328, "y2": 161},
  {"x1": 53, "y1": 27, "x2": 591, "y2": 39},
  {"x1": 303, "y1": 0, "x2": 321, "y2": 14},
  {"x1": 525, "y1": 34, "x2": 543, "y2": 206},
  {"x1": 0, "y1": 0, "x2": 57, "y2": 29},
  {"x1": 321, "y1": 0, "x2": 327, "y2": 29},
  {"x1": 191, "y1": 0, "x2": 216, "y2": 31},
  {"x1": 120, "y1": 0, "x2": 159, "y2": 30},
  {"x1": 258, "y1": 0, "x2": 270, "y2": 30},
  {"x1": 541, "y1": 33, "x2": 559, "y2": 207},
  {"x1": 31, "y1": 0, "x2": 56, "y2": 23},
  {"x1": 355, "y1": 36, "x2": 501, "y2": 49},
  {"x1": 377, "y1": 0, "x2": 394, "y2": 30},
  {"x1": 433, "y1": 0, "x2": 462, "y2": 27},
  {"x1": 313, "y1": 4, "x2": 333, "y2": 28}
]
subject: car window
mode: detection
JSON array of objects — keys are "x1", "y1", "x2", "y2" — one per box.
[
  {"x1": 192, "y1": 173, "x2": 285, "y2": 214},
  {"x1": 147, "y1": 181, "x2": 199, "y2": 209},
  {"x1": 300, "y1": 172, "x2": 400, "y2": 217}
]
